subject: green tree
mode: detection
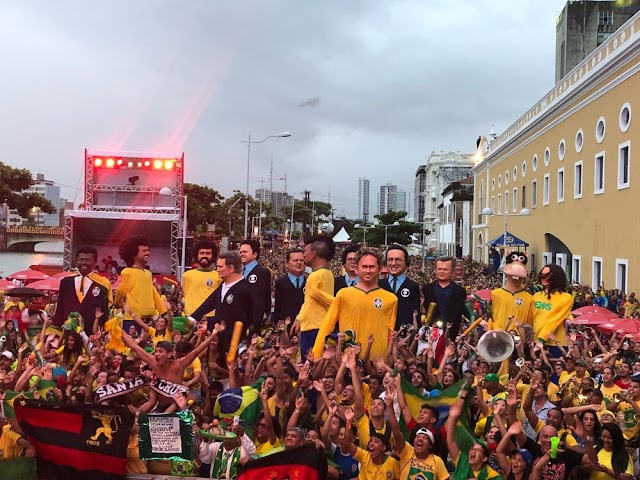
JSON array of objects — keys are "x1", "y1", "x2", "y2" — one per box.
[
  {"x1": 184, "y1": 183, "x2": 224, "y2": 232},
  {"x1": 350, "y1": 211, "x2": 423, "y2": 247},
  {"x1": 0, "y1": 162, "x2": 56, "y2": 218},
  {"x1": 213, "y1": 191, "x2": 262, "y2": 239}
]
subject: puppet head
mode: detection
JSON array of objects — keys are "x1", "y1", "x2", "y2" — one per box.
[{"x1": 503, "y1": 250, "x2": 528, "y2": 280}]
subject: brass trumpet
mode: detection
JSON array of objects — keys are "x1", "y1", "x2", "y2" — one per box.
[
  {"x1": 613, "y1": 391, "x2": 627, "y2": 403},
  {"x1": 515, "y1": 358, "x2": 532, "y2": 377},
  {"x1": 577, "y1": 389, "x2": 588, "y2": 405},
  {"x1": 557, "y1": 379, "x2": 574, "y2": 398}
]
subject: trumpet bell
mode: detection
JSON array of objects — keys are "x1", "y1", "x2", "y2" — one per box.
[{"x1": 478, "y1": 330, "x2": 515, "y2": 362}]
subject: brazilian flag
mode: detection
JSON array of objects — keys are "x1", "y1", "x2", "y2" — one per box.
[
  {"x1": 399, "y1": 377, "x2": 476, "y2": 452},
  {"x1": 2, "y1": 391, "x2": 34, "y2": 418},
  {"x1": 213, "y1": 379, "x2": 263, "y2": 425}
]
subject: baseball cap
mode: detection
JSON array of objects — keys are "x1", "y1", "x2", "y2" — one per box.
[
  {"x1": 415, "y1": 428, "x2": 435, "y2": 444},
  {"x1": 575, "y1": 359, "x2": 587, "y2": 367},
  {"x1": 484, "y1": 373, "x2": 500, "y2": 384},
  {"x1": 1, "y1": 351, "x2": 14, "y2": 360},
  {"x1": 511, "y1": 448, "x2": 533, "y2": 467}
]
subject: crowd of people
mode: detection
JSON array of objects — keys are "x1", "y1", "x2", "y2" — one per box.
[{"x1": 1, "y1": 234, "x2": 640, "y2": 480}]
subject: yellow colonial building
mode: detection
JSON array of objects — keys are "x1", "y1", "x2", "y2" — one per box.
[{"x1": 473, "y1": 12, "x2": 640, "y2": 293}]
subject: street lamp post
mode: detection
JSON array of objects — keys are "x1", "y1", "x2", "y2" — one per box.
[
  {"x1": 433, "y1": 217, "x2": 441, "y2": 255},
  {"x1": 241, "y1": 132, "x2": 291, "y2": 239},
  {"x1": 159, "y1": 187, "x2": 188, "y2": 281},
  {"x1": 481, "y1": 207, "x2": 531, "y2": 285},
  {"x1": 379, "y1": 221, "x2": 400, "y2": 248},
  {"x1": 353, "y1": 223, "x2": 376, "y2": 244}
]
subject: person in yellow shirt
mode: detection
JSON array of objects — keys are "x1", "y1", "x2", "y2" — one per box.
[
  {"x1": 313, "y1": 247, "x2": 397, "y2": 360},
  {"x1": 490, "y1": 251, "x2": 534, "y2": 331},
  {"x1": 255, "y1": 382, "x2": 283, "y2": 455},
  {"x1": 599, "y1": 366, "x2": 622, "y2": 406},
  {"x1": 115, "y1": 235, "x2": 167, "y2": 334},
  {"x1": 384, "y1": 392, "x2": 448, "y2": 480},
  {"x1": 182, "y1": 240, "x2": 222, "y2": 329},
  {"x1": 0, "y1": 418, "x2": 35, "y2": 460},
  {"x1": 342, "y1": 407, "x2": 400, "y2": 480},
  {"x1": 292, "y1": 234, "x2": 335, "y2": 358},
  {"x1": 532, "y1": 264, "x2": 573, "y2": 358}
]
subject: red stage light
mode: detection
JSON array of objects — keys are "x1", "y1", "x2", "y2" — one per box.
[
  {"x1": 94, "y1": 158, "x2": 103, "y2": 167},
  {"x1": 153, "y1": 160, "x2": 163, "y2": 169},
  {"x1": 116, "y1": 159, "x2": 124, "y2": 166},
  {"x1": 137, "y1": 162, "x2": 143, "y2": 167},
  {"x1": 127, "y1": 161, "x2": 134, "y2": 168},
  {"x1": 144, "y1": 160, "x2": 151, "y2": 167},
  {"x1": 106, "y1": 158, "x2": 115, "y2": 168},
  {"x1": 164, "y1": 160, "x2": 174, "y2": 170}
]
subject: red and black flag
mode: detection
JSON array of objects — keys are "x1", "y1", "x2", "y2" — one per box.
[
  {"x1": 238, "y1": 444, "x2": 328, "y2": 480},
  {"x1": 14, "y1": 399, "x2": 134, "y2": 480}
]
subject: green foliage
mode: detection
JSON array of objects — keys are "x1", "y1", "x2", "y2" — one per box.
[
  {"x1": 184, "y1": 183, "x2": 224, "y2": 232},
  {"x1": 0, "y1": 162, "x2": 56, "y2": 218},
  {"x1": 350, "y1": 211, "x2": 424, "y2": 247}
]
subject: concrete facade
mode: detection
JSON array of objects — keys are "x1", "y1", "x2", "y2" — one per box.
[
  {"x1": 474, "y1": 11, "x2": 640, "y2": 293},
  {"x1": 555, "y1": 0, "x2": 639, "y2": 82},
  {"x1": 414, "y1": 151, "x2": 474, "y2": 244},
  {"x1": 437, "y1": 178, "x2": 474, "y2": 258},
  {"x1": 358, "y1": 177, "x2": 370, "y2": 223}
]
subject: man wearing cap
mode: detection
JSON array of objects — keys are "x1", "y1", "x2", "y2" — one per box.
[
  {"x1": 0, "y1": 350, "x2": 14, "y2": 372},
  {"x1": 197, "y1": 420, "x2": 255, "y2": 478},
  {"x1": 384, "y1": 393, "x2": 449, "y2": 480},
  {"x1": 380, "y1": 245, "x2": 421, "y2": 330}
]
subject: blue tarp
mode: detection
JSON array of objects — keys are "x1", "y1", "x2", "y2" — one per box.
[{"x1": 487, "y1": 231, "x2": 529, "y2": 247}]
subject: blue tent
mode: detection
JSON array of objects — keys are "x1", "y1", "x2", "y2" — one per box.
[{"x1": 487, "y1": 231, "x2": 529, "y2": 247}]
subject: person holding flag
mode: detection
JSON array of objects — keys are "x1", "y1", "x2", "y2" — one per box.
[{"x1": 384, "y1": 393, "x2": 449, "y2": 480}]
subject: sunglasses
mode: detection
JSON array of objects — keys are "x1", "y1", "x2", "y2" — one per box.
[{"x1": 538, "y1": 272, "x2": 552, "y2": 280}]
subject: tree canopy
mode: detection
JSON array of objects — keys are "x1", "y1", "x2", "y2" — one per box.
[
  {"x1": 184, "y1": 183, "x2": 224, "y2": 232},
  {"x1": 0, "y1": 162, "x2": 56, "y2": 218},
  {"x1": 348, "y1": 211, "x2": 424, "y2": 247}
]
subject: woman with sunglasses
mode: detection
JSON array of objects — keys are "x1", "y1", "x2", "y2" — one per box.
[{"x1": 532, "y1": 264, "x2": 573, "y2": 359}]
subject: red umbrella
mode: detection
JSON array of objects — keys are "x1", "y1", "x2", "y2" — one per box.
[
  {"x1": 567, "y1": 312, "x2": 611, "y2": 326},
  {"x1": 28, "y1": 278, "x2": 62, "y2": 292},
  {"x1": 50, "y1": 271, "x2": 76, "y2": 280},
  {"x1": 598, "y1": 317, "x2": 640, "y2": 335},
  {"x1": 474, "y1": 288, "x2": 493, "y2": 302},
  {"x1": 0, "y1": 279, "x2": 16, "y2": 291},
  {"x1": 7, "y1": 269, "x2": 50, "y2": 281},
  {"x1": 571, "y1": 305, "x2": 618, "y2": 319}
]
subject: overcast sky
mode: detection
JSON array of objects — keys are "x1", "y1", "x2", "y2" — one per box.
[{"x1": 0, "y1": 0, "x2": 566, "y2": 219}]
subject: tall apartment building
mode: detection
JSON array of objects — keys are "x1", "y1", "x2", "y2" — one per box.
[
  {"x1": 254, "y1": 188, "x2": 292, "y2": 216},
  {"x1": 414, "y1": 151, "x2": 474, "y2": 241},
  {"x1": 358, "y1": 177, "x2": 370, "y2": 223},
  {"x1": 8, "y1": 173, "x2": 61, "y2": 227},
  {"x1": 378, "y1": 184, "x2": 398, "y2": 215},
  {"x1": 555, "y1": 0, "x2": 640, "y2": 82},
  {"x1": 396, "y1": 189, "x2": 407, "y2": 214}
]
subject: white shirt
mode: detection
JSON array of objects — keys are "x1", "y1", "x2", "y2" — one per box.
[
  {"x1": 221, "y1": 278, "x2": 243, "y2": 300},
  {"x1": 74, "y1": 275, "x2": 92, "y2": 298}
]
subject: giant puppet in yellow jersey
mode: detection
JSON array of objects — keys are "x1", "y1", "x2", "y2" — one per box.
[{"x1": 489, "y1": 251, "x2": 534, "y2": 331}]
